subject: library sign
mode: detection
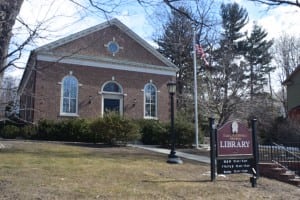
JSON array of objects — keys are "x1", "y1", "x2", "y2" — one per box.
[
  {"x1": 209, "y1": 118, "x2": 258, "y2": 187},
  {"x1": 217, "y1": 121, "x2": 253, "y2": 157},
  {"x1": 217, "y1": 120, "x2": 254, "y2": 175}
]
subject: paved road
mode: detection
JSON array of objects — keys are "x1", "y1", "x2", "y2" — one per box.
[{"x1": 128, "y1": 144, "x2": 210, "y2": 164}]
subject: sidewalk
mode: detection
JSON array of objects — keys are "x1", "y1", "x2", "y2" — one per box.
[{"x1": 128, "y1": 144, "x2": 210, "y2": 164}]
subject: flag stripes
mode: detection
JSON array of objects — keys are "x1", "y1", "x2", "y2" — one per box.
[{"x1": 195, "y1": 44, "x2": 209, "y2": 66}]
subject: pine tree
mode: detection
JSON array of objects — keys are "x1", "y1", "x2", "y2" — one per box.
[
  {"x1": 210, "y1": 2, "x2": 249, "y2": 124},
  {"x1": 155, "y1": 7, "x2": 194, "y2": 110},
  {"x1": 244, "y1": 23, "x2": 273, "y2": 99}
]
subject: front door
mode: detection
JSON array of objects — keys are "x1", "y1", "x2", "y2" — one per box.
[
  {"x1": 101, "y1": 81, "x2": 123, "y2": 116},
  {"x1": 104, "y1": 98, "x2": 120, "y2": 114}
]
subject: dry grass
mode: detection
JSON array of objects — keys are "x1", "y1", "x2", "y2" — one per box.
[{"x1": 0, "y1": 140, "x2": 299, "y2": 200}]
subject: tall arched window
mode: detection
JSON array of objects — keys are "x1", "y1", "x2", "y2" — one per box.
[
  {"x1": 144, "y1": 83, "x2": 157, "y2": 119},
  {"x1": 60, "y1": 75, "x2": 78, "y2": 115}
]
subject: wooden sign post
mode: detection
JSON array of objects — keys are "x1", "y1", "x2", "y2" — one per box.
[{"x1": 210, "y1": 119, "x2": 258, "y2": 187}]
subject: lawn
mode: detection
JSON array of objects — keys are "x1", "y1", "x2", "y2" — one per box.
[{"x1": 0, "y1": 140, "x2": 299, "y2": 200}]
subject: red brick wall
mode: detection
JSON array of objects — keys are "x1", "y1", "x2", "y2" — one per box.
[
  {"x1": 52, "y1": 25, "x2": 166, "y2": 66},
  {"x1": 33, "y1": 60, "x2": 173, "y2": 122},
  {"x1": 288, "y1": 107, "x2": 300, "y2": 122}
]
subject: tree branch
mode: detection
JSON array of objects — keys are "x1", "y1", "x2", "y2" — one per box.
[{"x1": 248, "y1": 0, "x2": 300, "y2": 8}]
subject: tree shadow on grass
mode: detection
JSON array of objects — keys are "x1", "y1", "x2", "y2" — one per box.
[
  {"x1": 142, "y1": 179, "x2": 212, "y2": 183},
  {"x1": 141, "y1": 178, "x2": 251, "y2": 188},
  {"x1": 62, "y1": 142, "x2": 113, "y2": 149}
]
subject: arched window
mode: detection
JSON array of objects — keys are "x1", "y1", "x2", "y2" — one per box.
[
  {"x1": 144, "y1": 83, "x2": 157, "y2": 119},
  {"x1": 103, "y1": 82, "x2": 122, "y2": 93},
  {"x1": 61, "y1": 75, "x2": 78, "y2": 115}
]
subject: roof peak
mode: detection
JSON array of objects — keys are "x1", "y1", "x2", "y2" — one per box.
[
  {"x1": 35, "y1": 18, "x2": 122, "y2": 52},
  {"x1": 33, "y1": 18, "x2": 177, "y2": 69},
  {"x1": 283, "y1": 64, "x2": 300, "y2": 85}
]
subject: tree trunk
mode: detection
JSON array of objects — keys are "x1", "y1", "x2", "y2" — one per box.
[{"x1": 0, "y1": 0, "x2": 24, "y2": 74}]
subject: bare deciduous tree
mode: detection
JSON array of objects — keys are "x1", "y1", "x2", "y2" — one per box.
[
  {"x1": 273, "y1": 34, "x2": 300, "y2": 116},
  {"x1": 0, "y1": 76, "x2": 18, "y2": 118},
  {"x1": 248, "y1": 0, "x2": 300, "y2": 8},
  {"x1": 0, "y1": 0, "x2": 24, "y2": 75},
  {"x1": 274, "y1": 34, "x2": 300, "y2": 81}
]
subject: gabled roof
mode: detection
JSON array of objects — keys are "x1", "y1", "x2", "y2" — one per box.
[
  {"x1": 34, "y1": 18, "x2": 177, "y2": 70},
  {"x1": 282, "y1": 65, "x2": 300, "y2": 85}
]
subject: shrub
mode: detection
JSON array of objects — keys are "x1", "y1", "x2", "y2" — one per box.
[
  {"x1": 57, "y1": 119, "x2": 91, "y2": 142},
  {"x1": 90, "y1": 113, "x2": 140, "y2": 145},
  {"x1": 20, "y1": 125, "x2": 37, "y2": 139},
  {"x1": 163, "y1": 118, "x2": 195, "y2": 148},
  {"x1": 174, "y1": 117, "x2": 195, "y2": 147},
  {"x1": 0, "y1": 125, "x2": 19, "y2": 139},
  {"x1": 37, "y1": 119, "x2": 57, "y2": 140},
  {"x1": 138, "y1": 116, "x2": 195, "y2": 147},
  {"x1": 138, "y1": 119, "x2": 168, "y2": 145},
  {"x1": 36, "y1": 119, "x2": 92, "y2": 142},
  {"x1": 76, "y1": 119, "x2": 93, "y2": 142},
  {"x1": 89, "y1": 117, "x2": 105, "y2": 143}
]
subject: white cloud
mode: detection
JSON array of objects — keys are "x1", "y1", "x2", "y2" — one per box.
[
  {"x1": 256, "y1": 7, "x2": 300, "y2": 39},
  {"x1": 226, "y1": 0, "x2": 300, "y2": 39}
]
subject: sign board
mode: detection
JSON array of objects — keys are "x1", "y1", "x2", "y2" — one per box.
[
  {"x1": 210, "y1": 118, "x2": 258, "y2": 187},
  {"x1": 217, "y1": 120, "x2": 253, "y2": 157},
  {"x1": 217, "y1": 158, "x2": 254, "y2": 174}
]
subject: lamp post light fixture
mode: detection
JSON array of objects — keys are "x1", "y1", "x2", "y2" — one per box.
[{"x1": 167, "y1": 81, "x2": 183, "y2": 164}]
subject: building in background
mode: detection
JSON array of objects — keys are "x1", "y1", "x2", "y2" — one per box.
[{"x1": 283, "y1": 65, "x2": 300, "y2": 121}]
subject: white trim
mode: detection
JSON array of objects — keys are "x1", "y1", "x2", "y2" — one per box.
[
  {"x1": 144, "y1": 83, "x2": 158, "y2": 119},
  {"x1": 101, "y1": 81, "x2": 124, "y2": 117},
  {"x1": 17, "y1": 53, "x2": 36, "y2": 95},
  {"x1": 144, "y1": 116, "x2": 158, "y2": 120},
  {"x1": 60, "y1": 75, "x2": 79, "y2": 116},
  {"x1": 37, "y1": 54, "x2": 176, "y2": 76},
  {"x1": 101, "y1": 80, "x2": 123, "y2": 93},
  {"x1": 101, "y1": 94, "x2": 124, "y2": 117},
  {"x1": 59, "y1": 113, "x2": 79, "y2": 117}
]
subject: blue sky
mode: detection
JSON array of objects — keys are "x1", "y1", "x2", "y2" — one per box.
[{"x1": 7, "y1": 0, "x2": 300, "y2": 80}]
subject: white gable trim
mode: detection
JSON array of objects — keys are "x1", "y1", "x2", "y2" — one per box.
[{"x1": 37, "y1": 54, "x2": 177, "y2": 76}]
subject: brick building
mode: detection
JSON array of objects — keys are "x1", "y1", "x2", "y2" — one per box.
[{"x1": 17, "y1": 19, "x2": 177, "y2": 123}]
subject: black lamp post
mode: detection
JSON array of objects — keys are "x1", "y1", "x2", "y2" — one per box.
[{"x1": 167, "y1": 81, "x2": 183, "y2": 164}]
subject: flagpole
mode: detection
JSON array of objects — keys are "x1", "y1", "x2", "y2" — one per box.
[{"x1": 193, "y1": 28, "x2": 199, "y2": 149}]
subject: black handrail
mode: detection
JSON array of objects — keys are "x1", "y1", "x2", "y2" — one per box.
[{"x1": 259, "y1": 143, "x2": 300, "y2": 176}]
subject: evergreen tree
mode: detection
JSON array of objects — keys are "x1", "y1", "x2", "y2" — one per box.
[
  {"x1": 244, "y1": 23, "x2": 273, "y2": 99},
  {"x1": 209, "y1": 2, "x2": 249, "y2": 124},
  {"x1": 155, "y1": 7, "x2": 194, "y2": 110},
  {"x1": 220, "y1": 2, "x2": 248, "y2": 44}
]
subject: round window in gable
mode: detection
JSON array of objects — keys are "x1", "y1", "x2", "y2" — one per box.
[
  {"x1": 104, "y1": 38, "x2": 123, "y2": 56},
  {"x1": 107, "y1": 41, "x2": 119, "y2": 55}
]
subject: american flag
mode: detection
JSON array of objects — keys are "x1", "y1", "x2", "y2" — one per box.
[{"x1": 195, "y1": 44, "x2": 209, "y2": 66}]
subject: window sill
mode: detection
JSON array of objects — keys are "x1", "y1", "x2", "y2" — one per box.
[
  {"x1": 59, "y1": 113, "x2": 79, "y2": 117},
  {"x1": 144, "y1": 116, "x2": 158, "y2": 120}
]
